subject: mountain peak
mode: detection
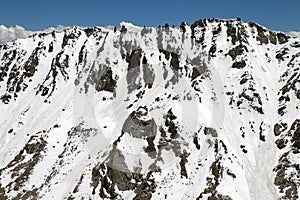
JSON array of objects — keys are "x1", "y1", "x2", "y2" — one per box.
[{"x1": 0, "y1": 18, "x2": 299, "y2": 199}]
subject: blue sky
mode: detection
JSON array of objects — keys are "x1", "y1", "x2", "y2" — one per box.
[{"x1": 1, "y1": 0, "x2": 300, "y2": 31}]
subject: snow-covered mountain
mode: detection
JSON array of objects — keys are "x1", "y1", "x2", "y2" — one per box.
[
  {"x1": 289, "y1": 31, "x2": 300, "y2": 40},
  {"x1": 0, "y1": 18, "x2": 299, "y2": 200},
  {"x1": 0, "y1": 25, "x2": 33, "y2": 44},
  {"x1": 0, "y1": 25, "x2": 68, "y2": 44}
]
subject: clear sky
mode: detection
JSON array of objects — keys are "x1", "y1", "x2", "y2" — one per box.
[{"x1": 1, "y1": 0, "x2": 300, "y2": 32}]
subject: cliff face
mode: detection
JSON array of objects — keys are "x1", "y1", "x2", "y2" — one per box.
[{"x1": 0, "y1": 18, "x2": 299, "y2": 199}]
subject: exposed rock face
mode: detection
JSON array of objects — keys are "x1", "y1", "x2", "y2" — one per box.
[
  {"x1": 0, "y1": 19, "x2": 300, "y2": 199},
  {"x1": 122, "y1": 107, "x2": 157, "y2": 139}
]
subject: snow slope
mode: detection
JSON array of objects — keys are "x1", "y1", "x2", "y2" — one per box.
[{"x1": 0, "y1": 18, "x2": 299, "y2": 200}]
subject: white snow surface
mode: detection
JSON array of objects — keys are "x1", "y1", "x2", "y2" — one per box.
[{"x1": 0, "y1": 19, "x2": 299, "y2": 199}]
